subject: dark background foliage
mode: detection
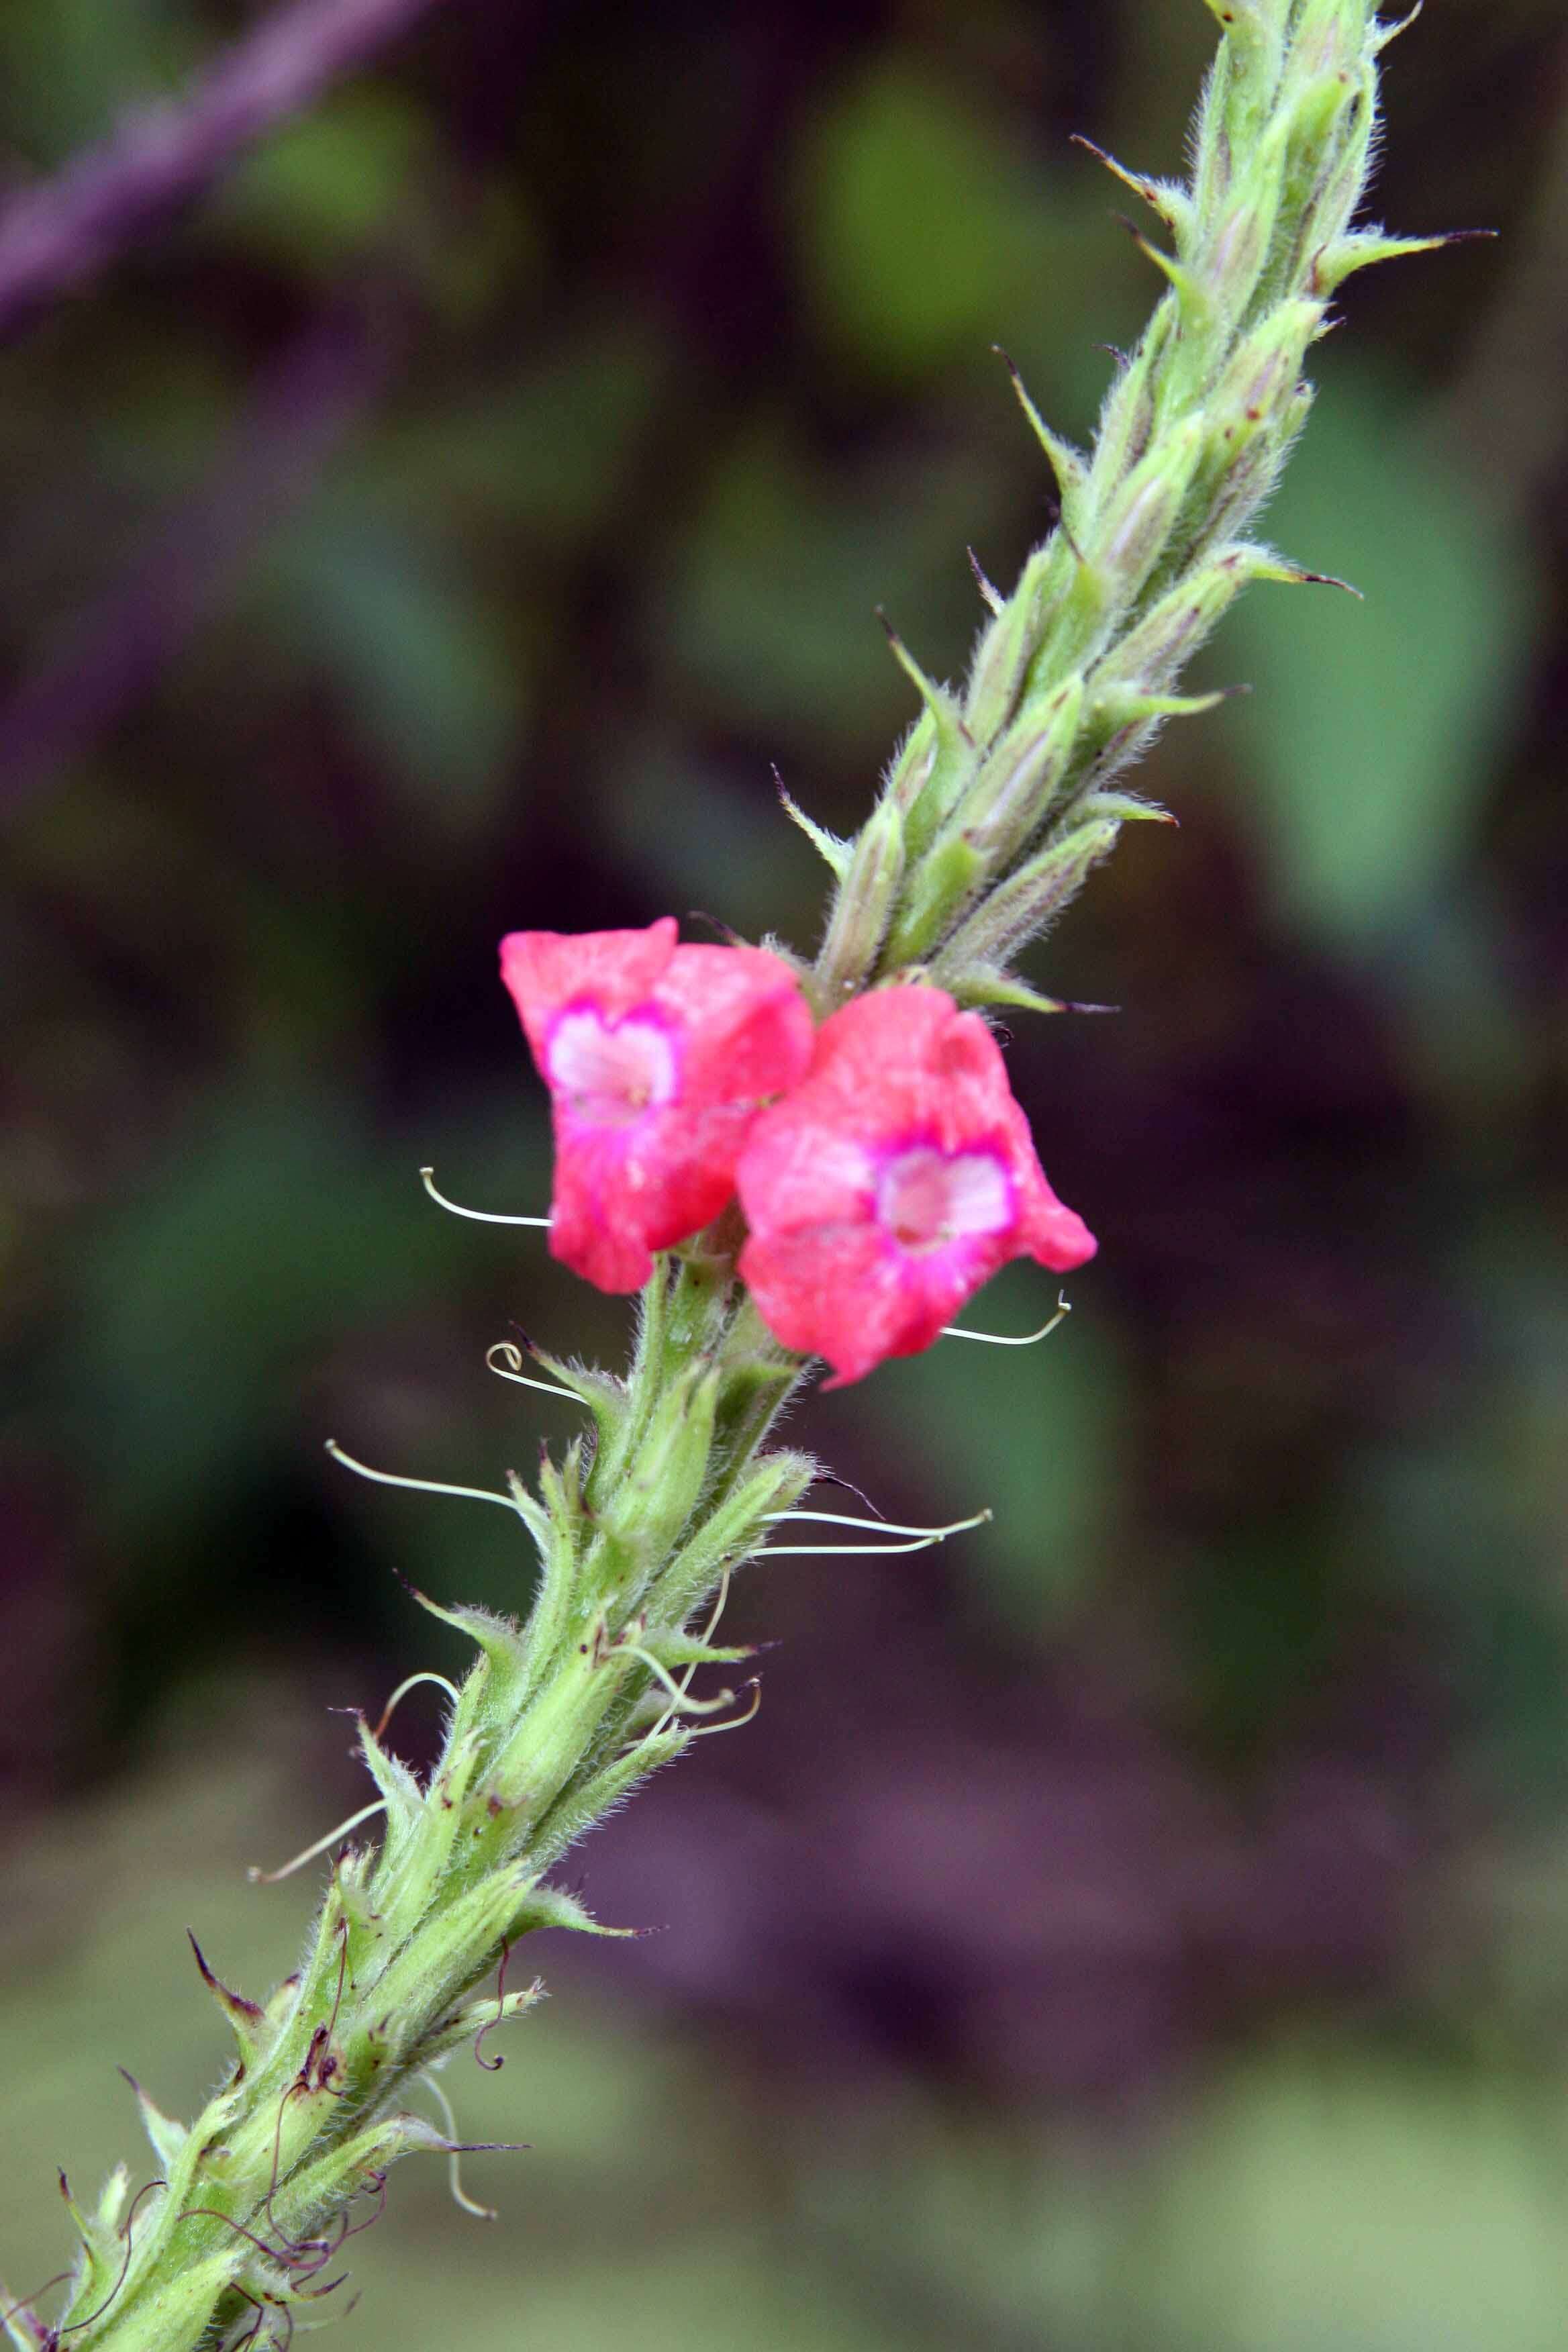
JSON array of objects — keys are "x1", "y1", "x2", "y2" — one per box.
[{"x1": 4, "y1": 2, "x2": 1568, "y2": 2345}]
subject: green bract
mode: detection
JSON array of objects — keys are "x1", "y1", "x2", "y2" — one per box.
[{"x1": 802, "y1": 0, "x2": 1455, "y2": 1009}]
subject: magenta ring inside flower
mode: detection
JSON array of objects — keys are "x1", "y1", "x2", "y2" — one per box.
[
  {"x1": 545, "y1": 1001, "x2": 680, "y2": 1128},
  {"x1": 873, "y1": 1140, "x2": 1015, "y2": 1255}
]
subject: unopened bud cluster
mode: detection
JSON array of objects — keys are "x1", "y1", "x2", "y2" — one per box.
[{"x1": 797, "y1": 0, "x2": 1456, "y2": 1016}]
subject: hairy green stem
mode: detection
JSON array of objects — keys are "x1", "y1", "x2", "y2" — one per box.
[
  {"x1": 804, "y1": 0, "x2": 1453, "y2": 1017},
  {"x1": 13, "y1": 7, "x2": 1436, "y2": 2346}
]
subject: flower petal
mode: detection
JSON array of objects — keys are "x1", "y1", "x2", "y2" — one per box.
[
  {"x1": 736, "y1": 983, "x2": 1095, "y2": 1379},
  {"x1": 500, "y1": 920, "x2": 815, "y2": 1293}
]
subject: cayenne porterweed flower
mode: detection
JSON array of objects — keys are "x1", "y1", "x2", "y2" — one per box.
[
  {"x1": 35, "y1": 11, "x2": 1449, "y2": 2345},
  {"x1": 735, "y1": 985, "x2": 1095, "y2": 1385},
  {"x1": 501, "y1": 916, "x2": 815, "y2": 1291}
]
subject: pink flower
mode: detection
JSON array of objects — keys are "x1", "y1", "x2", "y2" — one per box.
[
  {"x1": 736, "y1": 985, "x2": 1095, "y2": 1385},
  {"x1": 501, "y1": 918, "x2": 816, "y2": 1293}
]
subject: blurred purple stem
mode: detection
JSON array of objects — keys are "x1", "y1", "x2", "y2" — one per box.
[
  {"x1": 0, "y1": 0, "x2": 453, "y2": 344},
  {"x1": 0, "y1": 294, "x2": 397, "y2": 813}
]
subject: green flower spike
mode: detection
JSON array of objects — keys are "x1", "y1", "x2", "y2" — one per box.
[{"x1": 22, "y1": 8, "x2": 1465, "y2": 2347}]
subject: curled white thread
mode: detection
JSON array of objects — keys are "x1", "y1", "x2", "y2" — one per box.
[
  {"x1": 768, "y1": 1508, "x2": 977, "y2": 1536},
  {"x1": 326, "y1": 1438, "x2": 522, "y2": 1518},
  {"x1": 648, "y1": 1567, "x2": 734, "y2": 1743},
  {"x1": 943, "y1": 1293, "x2": 1072, "y2": 1345},
  {"x1": 420, "y1": 1167, "x2": 550, "y2": 1228},
  {"x1": 764, "y1": 1506, "x2": 991, "y2": 1556},
  {"x1": 373, "y1": 1671, "x2": 460, "y2": 1743},
  {"x1": 416, "y1": 2071, "x2": 496, "y2": 2222},
  {"x1": 484, "y1": 1340, "x2": 581, "y2": 1403},
  {"x1": 618, "y1": 1645, "x2": 737, "y2": 1718},
  {"x1": 689, "y1": 1680, "x2": 763, "y2": 1738},
  {"x1": 247, "y1": 1800, "x2": 387, "y2": 1885}
]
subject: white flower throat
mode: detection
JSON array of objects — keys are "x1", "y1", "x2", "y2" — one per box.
[{"x1": 548, "y1": 1008, "x2": 679, "y2": 1126}]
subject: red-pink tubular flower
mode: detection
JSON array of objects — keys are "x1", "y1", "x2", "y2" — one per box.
[
  {"x1": 500, "y1": 918, "x2": 816, "y2": 1293},
  {"x1": 736, "y1": 985, "x2": 1095, "y2": 1386}
]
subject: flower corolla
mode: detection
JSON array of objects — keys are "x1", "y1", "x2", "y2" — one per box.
[
  {"x1": 735, "y1": 984, "x2": 1095, "y2": 1385},
  {"x1": 501, "y1": 918, "x2": 815, "y2": 1292}
]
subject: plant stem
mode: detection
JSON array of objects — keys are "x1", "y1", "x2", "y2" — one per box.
[
  {"x1": 55, "y1": 1253, "x2": 814, "y2": 2352},
  {"x1": 0, "y1": 0, "x2": 449, "y2": 345},
  {"x1": 805, "y1": 0, "x2": 1452, "y2": 1016},
  {"x1": 15, "y1": 7, "x2": 1435, "y2": 2346}
]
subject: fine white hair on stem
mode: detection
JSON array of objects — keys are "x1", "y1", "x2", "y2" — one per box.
[
  {"x1": 420, "y1": 1166, "x2": 550, "y2": 1227},
  {"x1": 415, "y1": 2071, "x2": 497, "y2": 2222},
  {"x1": 764, "y1": 1506, "x2": 991, "y2": 1556},
  {"x1": 325, "y1": 1438, "x2": 523, "y2": 1516},
  {"x1": 484, "y1": 1341, "x2": 582, "y2": 1402},
  {"x1": 246, "y1": 1799, "x2": 387, "y2": 1885},
  {"x1": 373, "y1": 1671, "x2": 461, "y2": 1743},
  {"x1": 942, "y1": 1293, "x2": 1072, "y2": 1345}
]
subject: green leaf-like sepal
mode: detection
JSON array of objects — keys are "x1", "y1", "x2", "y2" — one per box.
[
  {"x1": 878, "y1": 616, "x2": 977, "y2": 855},
  {"x1": 422, "y1": 1972, "x2": 548, "y2": 2064},
  {"x1": 1313, "y1": 226, "x2": 1493, "y2": 295},
  {"x1": 1090, "y1": 684, "x2": 1230, "y2": 732},
  {"x1": 55, "y1": 2169, "x2": 142, "y2": 2328},
  {"x1": 531, "y1": 1728, "x2": 689, "y2": 1874},
  {"x1": 777, "y1": 783, "x2": 852, "y2": 880},
  {"x1": 187, "y1": 1932, "x2": 268, "y2": 2069},
  {"x1": 881, "y1": 832, "x2": 987, "y2": 967},
  {"x1": 1232, "y1": 543, "x2": 1363, "y2": 597},
  {"x1": 273, "y1": 2110, "x2": 456, "y2": 2250},
  {"x1": 595, "y1": 1361, "x2": 720, "y2": 1597},
  {"x1": 122, "y1": 2075, "x2": 189, "y2": 2173},
  {"x1": 411, "y1": 1591, "x2": 534, "y2": 1724},
  {"x1": 1070, "y1": 135, "x2": 1195, "y2": 245},
  {"x1": 995, "y1": 348, "x2": 1089, "y2": 518},
  {"x1": 1073, "y1": 789, "x2": 1176, "y2": 826},
  {"x1": 930, "y1": 816, "x2": 1122, "y2": 984},
  {"x1": 1, "y1": 2278, "x2": 44, "y2": 2352},
  {"x1": 523, "y1": 1340, "x2": 631, "y2": 1464},
  {"x1": 652, "y1": 1447, "x2": 814, "y2": 1630},
  {"x1": 946, "y1": 967, "x2": 1079, "y2": 1016}
]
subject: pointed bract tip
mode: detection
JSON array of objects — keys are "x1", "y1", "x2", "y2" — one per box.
[
  {"x1": 967, "y1": 546, "x2": 1004, "y2": 615},
  {"x1": 685, "y1": 908, "x2": 744, "y2": 944},
  {"x1": 1373, "y1": 2, "x2": 1424, "y2": 51},
  {"x1": 1297, "y1": 569, "x2": 1364, "y2": 597},
  {"x1": 187, "y1": 1930, "x2": 264, "y2": 2020}
]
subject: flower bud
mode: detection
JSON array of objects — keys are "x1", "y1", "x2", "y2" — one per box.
[
  {"x1": 1095, "y1": 414, "x2": 1207, "y2": 615},
  {"x1": 816, "y1": 795, "x2": 906, "y2": 1000},
  {"x1": 881, "y1": 831, "x2": 987, "y2": 969},
  {"x1": 1186, "y1": 297, "x2": 1322, "y2": 534},
  {"x1": 596, "y1": 1360, "x2": 720, "y2": 1591},
  {"x1": 932, "y1": 814, "x2": 1122, "y2": 985},
  {"x1": 963, "y1": 540, "x2": 1062, "y2": 742},
  {"x1": 1199, "y1": 172, "x2": 1277, "y2": 323},
  {"x1": 950, "y1": 675, "x2": 1085, "y2": 871},
  {"x1": 1088, "y1": 548, "x2": 1252, "y2": 705}
]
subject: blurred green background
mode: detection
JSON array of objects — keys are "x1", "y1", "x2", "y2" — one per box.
[{"x1": 4, "y1": 0, "x2": 1568, "y2": 2345}]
